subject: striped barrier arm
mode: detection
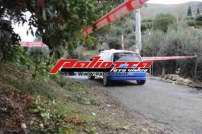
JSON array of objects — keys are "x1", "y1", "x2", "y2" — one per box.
[
  {"x1": 143, "y1": 56, "x2": 197, "y2": 61},
  {"x1": 83, "y1": 0, "x2": 148, "y2": 37}
]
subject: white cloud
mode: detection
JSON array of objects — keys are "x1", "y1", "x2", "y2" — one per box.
[{"x1": 147, "y1": 0, "x2": 202, "y2": 4}]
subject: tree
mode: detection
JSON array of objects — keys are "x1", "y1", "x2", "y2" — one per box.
[
  {"x1": 0, "y1": 0, "x2": 125, "y2": 60},
  {"x1": 197, "y1": 8, "x2": 200, "y2": 16},
  {"x1": 0, "y1": 0, "x2": 29, "y2": 61},
  {"x1": 0, "y1": 20, "x2": 20, "y2": 61},
  {"x1": 142, "y1": 30, "x2": 164, "y2": 56},
  {"x1": 143, "y1": 23, "x2": 202, "y2": 79},
  {"x1": 153, "y1": 14, "x2": 176, "y2": 33},
  {"x1": 142, "y1": 18, "x2": 153, "y2": 32},
  {"x1": 187, "y1": 6, "x2": 192, "y2": 17},
  {"x1": 95, "y1": 14, "x2": 137, "y2": 50},
  {"x1": 39, "y1": 0, "x2": 123, "y2": 55},
  {"x1": 32, "y1": 0, "x2": 103, "y2": 58},
  {"x1": 0, "y1": 0, "x2": 99, "y2": 58}
]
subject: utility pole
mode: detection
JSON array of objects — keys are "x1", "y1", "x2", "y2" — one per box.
[
  {"x1": 121, "y1": 32, "x2": 125, "y2": 50},
  {"x1": 134, "y1": 9, "x2": 142, "y2": 54}
]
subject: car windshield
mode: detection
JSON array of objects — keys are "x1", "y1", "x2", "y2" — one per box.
[{"x1": 113, "y1": 53, "x2": 141, "y2": 62}]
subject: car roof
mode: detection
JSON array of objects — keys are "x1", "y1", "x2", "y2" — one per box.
[{"x1": 100, "y1": 49, "x2": 138, "y2": 54}]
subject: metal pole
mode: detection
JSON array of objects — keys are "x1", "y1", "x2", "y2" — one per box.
[
  {"x1": 121, "y1": 33, "x2": 125, "y2": 50},
  {"x1": 134, "y1": 9, "x2": 142, "y2": 54},
  {"x1": 194, "y1": 55, "x2": 198, "y2": 80}
]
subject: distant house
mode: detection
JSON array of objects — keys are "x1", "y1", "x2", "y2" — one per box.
[{"x1": 20, "y1": 41, "x2": 48, "y2": 48}]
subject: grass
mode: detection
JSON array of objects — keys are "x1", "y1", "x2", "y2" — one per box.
[
  {"x1": 0, "y1": 63, "x2": 97, "y2": 133},
  {"x1": 0, "y1": 63, "x2": 153, "y2": 134}
]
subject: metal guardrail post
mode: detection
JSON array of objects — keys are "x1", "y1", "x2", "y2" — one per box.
[{"x1": 194, "y1": 54, "x2": 198, "y2": 81}]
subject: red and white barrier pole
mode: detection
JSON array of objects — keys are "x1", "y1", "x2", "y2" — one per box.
[
  {"x1": 143, "y1": 56, "x2": 197, "y2": 62},
  {"x1": 83, "y1": 0, "x2": 148, "y2": 37}
]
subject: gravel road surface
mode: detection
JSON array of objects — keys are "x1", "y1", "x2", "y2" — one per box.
[{"x1": 73, "y1": 76, "x2": 202, "y2": 134}]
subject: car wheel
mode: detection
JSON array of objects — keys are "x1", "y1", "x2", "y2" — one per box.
[
  {"x1": 88, "y1": 75, "x2": 95, "y2": 80},
  {"x1": 137, "y1": 80, "x2": 146, "y2": 85},
  {"x1": 103, "y1": 73, "x2": 110, "y2": 86}
]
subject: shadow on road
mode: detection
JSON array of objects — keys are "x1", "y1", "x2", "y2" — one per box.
[{"x1": 92, "y1": 78, "x2": 140, "y2": 87}]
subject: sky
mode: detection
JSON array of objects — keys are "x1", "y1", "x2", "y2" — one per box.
[
  {"x1": 148, "y1": 0, "x2": 202, "y2": 4},
  {"x1": 13, "y1": 0, "x2": 202, "y2": 41},
  {"x1": 13, "y1": 22, "x2": 37, "y2": 42},
  {"x1": 13, "y1": 12, "x2": 36, "y2": 42}
]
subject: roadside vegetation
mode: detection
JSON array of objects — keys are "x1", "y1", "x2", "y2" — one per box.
[
  {"x1": 0, "y1": 0, "x2": 202, "y2": 133},
  {"x1": 0, "y1": 0, "x2": 162, "y2": 133},
  {"x1": 93, "y1": 3, "x2": 202, "y2": 81},
  {"x1": 141, "y1": 9, "x2": 202, "y2": 80},
  {"x1": 0, "y1": 63, "x2": 164, "y2": 133},
  {"x1": 0, "y1": 63, "x2": 97, "y2": 133},
  {"x1": 0, "y1": 0, "x2": 131, "y2": 133}
]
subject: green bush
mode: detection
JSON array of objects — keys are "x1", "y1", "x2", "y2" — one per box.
[
  {"x1": 142, "y1": 23, "x2": 202, "y2": 79},
  {"x1": 153, "y1": 14, "x2": 177, "y2": 32},
  {"x1": 27, "y1": 47, "x2": 51, "y2": 79}
]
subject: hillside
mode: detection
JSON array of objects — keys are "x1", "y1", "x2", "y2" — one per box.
[
  {"x1": 0, "y1": 63, "x2": 164, "y2": 133},
  {"x1": 141, "y1": 2, "x2": 202, "y2": 19}
]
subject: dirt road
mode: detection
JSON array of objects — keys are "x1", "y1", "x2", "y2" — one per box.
[{"x1": 74, "y1": 76, "x2": 202, "y2": 134}]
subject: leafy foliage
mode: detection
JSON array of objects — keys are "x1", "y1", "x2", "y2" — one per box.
[
  {"x1": 196, "y1": 8, "x2": 200, "y2": 16},
  {"x1": 142, "y1": 30, "x2": 164, "y2": 56},
  {"x1": 95, "y1": 14, "x2": 136, "y2": 49},
  {"x1": 1, "y1": 0, "x2": 123, "y2": 59},
  {"x1": 187, "y1": 6, "x2": 193, "y2": 17},
  {"x1": 0, "y1": 0, "x2": 28, "y2": 22},
  {"x1": 153, "y1": 14, "x2": 176, "y2": 33},
  {"x1": 187, "y1": 15, "x2": 202, "y2": 28},
  {"x1": 27, "y1": 47, "x2": 50, "y2": 78},
  {"x1": 143, "y1": 23, "x2": 202, "y2": 79},
  {"x1": 0, "y1": 0, "x2": 127, "y2": 79},
  {"x1": 0, "y1": 20, "x2": 20, "y2": 62},
  {"x1": 96, "y1": 13, "x2": 177, "y2": 50},
  {"x1": 142, "y1": 18, "x2": 153, "y2": 31},
  {"x1": 0, "y1": 63, "x2": 97, "y2": 133}
]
